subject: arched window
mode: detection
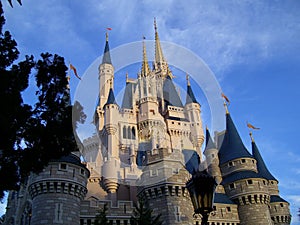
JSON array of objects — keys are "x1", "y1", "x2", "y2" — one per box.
[{"x1": 132, "y1": 127, "x2": 136, "y2": 139}]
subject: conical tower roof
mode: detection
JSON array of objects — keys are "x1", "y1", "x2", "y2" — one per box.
[
  {"x1": 218, "y1": 113, "x2": 253, "y2": 165},
  {"x1": 104, "y1": 88, "x2": 117, "y2": 106},
  {"x1": 251, "y1": 136, "x2": 277, "y2": 181},
  {"x1": 185, "y1": 75, "x2": 198, "y2": 104},
  {"x1": 102, "y1": 32, "x2": 112, "y2": 64},
  {"x1": 204, "y1": 128, "x2": 217, "y2": 152}
]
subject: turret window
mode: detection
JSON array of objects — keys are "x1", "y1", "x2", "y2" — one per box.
[
  {"x1": 247, "y1": 180, "x2": 253, "y2": 185},
  {"x1": 59, "y1": 163, "x2": 67, "y2": 171},
  {"x1": 241, "y1": 159, "x2": 246, "y2": 163},
  {"x1": 229, "y1": 183, "x2": 235, "y2": 189},
  {"x1": 123, "y1": 126, "x2": 136, "y2": 140}
]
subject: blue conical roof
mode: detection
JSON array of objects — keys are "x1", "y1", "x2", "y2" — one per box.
[
  {"x1": 104, "y1": 88, "x2": 117, "y2": 106},
  {"x1": 186, "y1": 84, "x2": 198, "y2": 104},
  {"x1": 102, "y1": 37, "x2": 112, "y2": 64},
  {"x1": 218, "y1": 113, "x2": 253, "y2": 165},
  {"x1": 204, "y1": 128, "x2": 217, "y2": 152},
  {"x1": 252, "y1": 140, "x2": 277, "y2": 181}
]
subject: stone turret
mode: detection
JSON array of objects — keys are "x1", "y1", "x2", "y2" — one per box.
[
  {"x1": 184, "y1": 75, "x2": 204, "y2": 158},
  {"x1": 251, "y1": 134, "x2": 291, "y2": 224},
  {"x1": 101, "y1": 88, "x2": 121, "y2": 198},
  {"x1": 219, "y1": 112, "x2": 273, "y2": 225},
  {"x1": 97, "y1": 32, "x2": 114, "y2": 131},
  {"x1": 28, "y1": 153, "x2": 89, "y2": 225}
]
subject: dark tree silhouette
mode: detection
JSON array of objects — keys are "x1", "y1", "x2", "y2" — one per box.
[
  {"x1": 0, "y1": 2, "x2": 86, "y2": 199},
  {"x1": 94, "y1": 204, "x2": 110, "y2": 225},
  {"x1": 130, "y1": 199, "x2": 162, "y2": 225}
]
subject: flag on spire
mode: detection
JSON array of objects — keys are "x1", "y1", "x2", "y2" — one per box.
[
  {"x1": 70, "y1": 64, "x2": 81, "y2": 80},
  {"x1": 221, "y1": 93, "x2": 230, "y2": 104},
  {"x1": 106, "y1": 27, "x2": 112, "y2": 30},
  {"x1": 247, "y1": 122, "x2": 260, "y2": 130}
]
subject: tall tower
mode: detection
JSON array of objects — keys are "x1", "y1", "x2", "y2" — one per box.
[
  {"x1": 137, "y1": 20, "x2": 199, "y2": 225},
  {"x1": 28, "y1": 153, "x2": 89, "y2": 225},
  {"x1": 184, "y1": 75, "x2": 205, "y2": 159},
  {"x1": 219, "y1": 111, "x2": 273, "y2": 225},
  {"x1": 97, "y1": 32, "x2": 114, "y2": 131}
]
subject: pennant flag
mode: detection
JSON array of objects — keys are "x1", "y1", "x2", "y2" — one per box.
[
  {"x1": 143, "y1": 36, "x2": 146, "y2": 40},
  {"x1": 70, "y1": 64, "x2": 81, "y2": 80},
  {"x1": 247, "y1": 122, "x2": 260, "y2": 130},
  {"x1": 221, "y1": 93, "x2": 230, "y2": 104},
  {"x1": 106, "y1": 27, "x2": 112, "y2": 30}
]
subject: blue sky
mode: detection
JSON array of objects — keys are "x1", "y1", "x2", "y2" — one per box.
[{"x1": 1, "y1": 0, "x2": 300, "y2": 223}]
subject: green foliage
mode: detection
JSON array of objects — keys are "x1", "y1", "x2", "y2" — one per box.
[
  {"x1": 94, "y1": 204, "x2": 110, "y2": 225},
  {"x1": 0, "y1": 2, "x2": 86, "y2": 199},
  {"x1": 130, "y1": 199, "x2": 162, "y2": 225}
]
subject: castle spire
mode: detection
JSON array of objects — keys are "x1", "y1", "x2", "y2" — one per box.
[
  {"x1": 154, "y1": 18, "x2": 165, "y2": 65},
  {"x1": 185, "y1": 74, "x2": 198, "y2": 104},
  {"x1": 104, "y1": 88, "x2": 117, "y2": 106},
  {"x1": 250, "y1": 132, "x2": 277, "y2": 181},
  {"x1": 218, "y1": 113, "x2": 253, "y2": 165},
  {"x1": 102, "y1": 31, "x2": 112, "y2": 64},
  {"x1": 141, "y1": 37, "x2": 150, "y2": 77}
]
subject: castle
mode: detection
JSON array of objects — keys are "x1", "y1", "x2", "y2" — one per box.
[{"x1": 3, "y1": 21, "x2": 291, "y2": 225}]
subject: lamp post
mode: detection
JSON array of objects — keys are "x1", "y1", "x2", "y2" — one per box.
[{"x1": 186, "y1": 170, "x2": 217, "y2": 225}]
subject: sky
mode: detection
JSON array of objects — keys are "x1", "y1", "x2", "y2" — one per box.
[{"x1": 1, "y1": 0, "x2": 300, "y2": 223}]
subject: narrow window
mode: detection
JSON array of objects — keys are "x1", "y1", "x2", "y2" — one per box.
[
  {"x1": 247, "y1": 180, "x2": 253, "y2": 185},
  {"x1": 123, "y1": 126, "x2": 127, "y2": 139},
  {"x1": 132, "y1": 127, "x2": 136, "y2": 139}
]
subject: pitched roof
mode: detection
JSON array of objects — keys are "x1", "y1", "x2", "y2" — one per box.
[
  {"x1": 163, "y1": 75, "x2": 183, "y2": 108},
  {"x1": 218, "y1": 113, "x2": 253, "y2": 165},
  {"x1": 204, "y1": 128, "x2": 217, "y2": 152},
  {"x1": 121, "y1": 82, "x2": 136, "y2": 109},
  {"x1": 270, "y1": 195, "x2": 288, "y2": 203},
  {"x1": 214, "y1": 193, "x2": 236, "y2": 204},
  {"x1": 186, "y1": 84, "x2": 198, "y2": 104},
  {"x1": 252, "y1": 140, "x2": 277, "y2": 181}
]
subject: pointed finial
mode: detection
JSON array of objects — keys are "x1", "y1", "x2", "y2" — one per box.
[
  {"x1": 206, "y1": 125, "x2": 208, "y2": 130},
  {"x1": 141, "y1": 37, "x2": 150, "y2": 77},
  {"x1": 186, "y1": 73, "x2": 191, "y2": 86},
  {"x1": 106, "y1": 31, "x2": 108, "y2": 42},
  {"x1": 126, "y1": 72, "x2": 128, "y2": 82},
  {"x1": 154, "y1": 17, "x2": 157, "y2": 32},
  {"x1": 223, "y1": 101, "x2": 229, "y2": 114},
  {"x1": 249, "y1": 132, "x2": 255, "y2": 143}
]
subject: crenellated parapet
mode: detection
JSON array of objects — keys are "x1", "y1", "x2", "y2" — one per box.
[
  {"x1": 27, "y1": 153, "x2": 89, "y2": 225},
  {"x1": 269, "y1": 196, "x2": 292, "y2": 224}
]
